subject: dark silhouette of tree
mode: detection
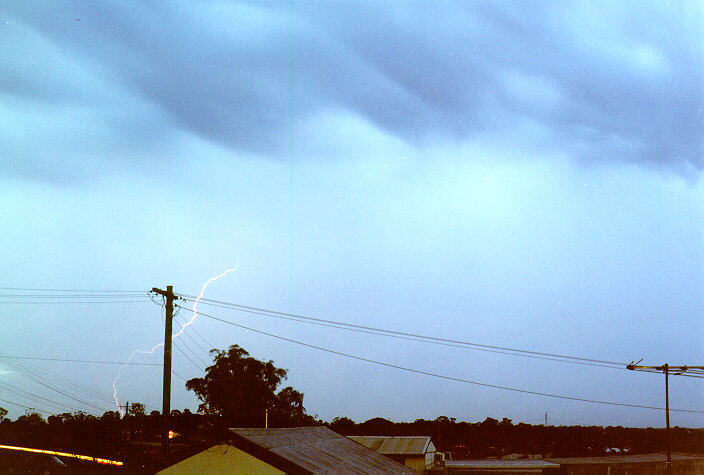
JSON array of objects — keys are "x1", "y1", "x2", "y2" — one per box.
[
  {"x1": 128, "y1": 402, "x2": 145, "y2": 417},
  {"x1": 186, "y1": 345, "x2": 314, "y2": 427},
  {"x1": 329, "y1": 417, "x2": 356, "y2": 434},
  {"x1": 0, "y1": 407, "x2": 7, "y2": 421},
  {"x1": 357, "y1": 417, "x2": 396, "y2": 435}
]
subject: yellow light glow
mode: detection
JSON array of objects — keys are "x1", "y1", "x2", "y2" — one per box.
[{"x1": 0, "y1": 444, "x2": 123, "y2": 466}]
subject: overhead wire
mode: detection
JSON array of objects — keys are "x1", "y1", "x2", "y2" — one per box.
[
  {"x1": 4, "y1": 356, "x2": 161, "y2": 366},
  {"x1": 0, "y1": 380, "x2": 84, "y2": 414},
  {"x1": 177, "y1": 297, "x2": 626, "y2": 369},
  {"x1": 179, "y1": 306, "x2": 704, "y2": 415},
  {"x1": 172, "y1": 340, "x2": 205, "y2": 372},
  {"x1": 174, "y1": 314, "x2": 212, "y2": 356},
  {"x1": 0, "y1": 360, "x2": 110, "y2": 415},
  {"x1": 0, "y1": 300, "x2": 150, "y2": 304},
  {"x1": 0, "y1": 289, "x2": 149, "y2": 305},
  {"x1": 173, "y1": 314, "x2": 211, "y2": 368},
  {"x1": 1, "y1": 356, "x2": 116, "y2": 402},
  {"x1": 0, "y1": 396, "x2": 55, "y2": 415},
  {"x1": 0, "y1": 356, "x2": 114, "y2": 414},
  {"x1": 0, "y1": 288, "x2": 145, "y2": 293}
]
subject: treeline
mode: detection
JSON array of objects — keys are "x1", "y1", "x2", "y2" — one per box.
[
  {"x1": 1, "y1": 410, "x2": 702, "y2": 467},
  {"x1": 327, "y1": 416, "x2": 704, "y2": 458}
]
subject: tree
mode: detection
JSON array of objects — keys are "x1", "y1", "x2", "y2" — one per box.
[
  {"x1": 186, "y1": 345, "x2": 313, "y2": 427},
  {"x1": 0, "y1": 407, "x2": 7, "y2": 422},
  {"x1": 128, "y1": 402, "x2": 145, "y2": 417}
]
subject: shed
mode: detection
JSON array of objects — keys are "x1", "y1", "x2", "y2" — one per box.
[
  {"x1": 159, "y1": 426, "x2": 416, "y2": 474},
  {"x1": 348, "y1": 436, "x2": 438, "y2": 471}
]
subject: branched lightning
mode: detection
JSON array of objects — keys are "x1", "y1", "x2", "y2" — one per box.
[
  {"x1": 112, "y1": 262, "x2": 239, "y2": 416},
  {"x1": 173, "y1": 265, "x2": 238, "y2": 341}
]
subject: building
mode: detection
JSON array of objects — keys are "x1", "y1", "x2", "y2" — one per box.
[
  {"x1": 443, "y1": 459, "x2": 560, "y2": 474},
  {"x1": 159, "y1": 426, "x2": 416, "y2": 474},
  {"x1": 348, "y1": 436, "x2": 439, "y2": 472}
]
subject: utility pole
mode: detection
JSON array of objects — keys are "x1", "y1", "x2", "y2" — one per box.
[
  {"x1": 627, "y1": 362, "x2": 704, "y2": 469},
  {"x1": 152, "y1": 285, "x2": 176, "y2": 458}
]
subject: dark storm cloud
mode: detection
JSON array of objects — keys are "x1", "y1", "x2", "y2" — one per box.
[{"x1": 3, "y1": 0, "x2": 702, "y2": 173}]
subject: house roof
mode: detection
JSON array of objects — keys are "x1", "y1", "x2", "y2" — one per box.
[
  {"x1": 347, "y1": 436, "x2": 434, "y2": 456},
  {"x1": 229, "y1": 427, "x2": 416, "y2": 474}
]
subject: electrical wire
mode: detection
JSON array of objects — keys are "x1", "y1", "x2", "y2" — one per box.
[
  {"x1": 172, "y1": 370, "x2": 189, "y2": 383},
  {"x1": 177, "y1": 297, "x2": 626, "y2": 369},
  {"x1": 0, "y1": 288, "x2": 145, "y2": 293},
  {"x1": 174, "y1": 314, "x2": 212, "y2": 356},
  {"x1": 0, "y1": 300, "x2": 150, "y2": 305},
  {"x1": 0, "y1": 381, "x2": 84, "y2": 414},
  {"x1": 0, "y1": 289, "x2": 149, "y2": 305},
  {"x1": 179, "y1": 306, "x2": 704, "y2": 415},
  {"x1": 172, "y1": 340, "x2": 205, "y2": 372},
  {"x1": 0, "y1": 356, "x2": 114, "y2": 414},
  {"x1": 0, "y1": 396, "x2": 55, "y2": 415},
  {"x1": 1, "y1": 357, "x2": 116, "y2": 402},
  {"x1": 4, "y1": 356, "x2": 161, "y2": 366},
  {"x1": 173, "y1": 314, "x2": 211, "y2": 367},
  {"x1": 0, "y1": 361, "x2": 109, "y2": 414}
]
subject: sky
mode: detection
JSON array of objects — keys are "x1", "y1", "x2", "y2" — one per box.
[{"x1": 1, "y1": 1, "x2": 702, "y2": 428}]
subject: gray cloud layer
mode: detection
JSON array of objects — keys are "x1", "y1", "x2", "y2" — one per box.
[{"x1": 3, "y1": 0, "x2": 703, "y2": 177}]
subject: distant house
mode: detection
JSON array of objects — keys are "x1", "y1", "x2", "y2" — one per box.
[
  {"x1": 348, "y1": 435, "x2": 438, "y2": 472},
  {"x1": 159, "y1": 426, "x2": 416, "y2": 474}
]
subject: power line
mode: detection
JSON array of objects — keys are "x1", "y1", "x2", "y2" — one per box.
[
  {"x1": 5, "y1": 356, "x2": 161, "y2": 366},
  {"x1": 171, "y1": 370, "x2": 189, "y2": 383},
  {"x1": 0, "y1": 381, "x2": 84, "y2": 414},
  {"x1": 172, "y1": 340, "x2": 205, "y2": 372},
  {"x1": 0, "y1": 356, "x2": 114, "y2": 414},
  {"x1": 0, "y1": 288, "x2": 145, "y2": 293},
  {"x1": 0, "y1": 396, "x2": 55, "y2": 415},
  {"x1": 179, "y1": 306, "x2": 704, "y2": 415},
  {"x1": 1, "y1": 356, "x2": 117, "y2": 402},
  {"x1": 0, "y1": 300, "x2": 150, "y2": 305},
  {"x1": 173, "y1": 314, "x2": 211, "y2": 366},
  {"x1": 0, "y1": 294, "x2": 146, "y2": 298},
  {"x1": 174, "y1": 313, "x2": 214, "y2": 356},
  {"x1": 177, "y1": 296, "x2": 625, "y2": 369},
  {"x1": 0, "y1": 360, "x2": 110, "y2": 414}
]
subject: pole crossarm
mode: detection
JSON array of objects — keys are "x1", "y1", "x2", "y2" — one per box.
[
  {"x1": 627, "y1": 363, "x2": 704, "y2": 376},
  {"x1": 626, "y1": 361, "x2": 704, "y2": 469},
  {"x1": 150, "y1": 287, "x2": 181, "y2": 300}
]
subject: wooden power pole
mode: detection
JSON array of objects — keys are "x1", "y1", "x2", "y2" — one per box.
[
  {"x1": 627, "y1": 362, "x2": 704, "y2": 469},
  {"x1": 151, "y1": 285, "x2": 176, "y2": 457}
]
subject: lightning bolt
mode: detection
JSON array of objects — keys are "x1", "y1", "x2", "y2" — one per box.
[
  {"x1": 112, "y1": 263, "x2": 239, "y2": 416},
  {"x1": 173, "y1": 265, "x2": 238, "y2": 340}
]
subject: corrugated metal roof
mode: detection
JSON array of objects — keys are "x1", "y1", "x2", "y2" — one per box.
[
  {"x1": 347, "y1": 436, "x2": 433, "y2": 456},
  {"x1": 230, "y1": 427, "x2": 416, "y2": 474}
]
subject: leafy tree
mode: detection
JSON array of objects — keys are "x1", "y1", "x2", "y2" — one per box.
[
  {"x1": 186, "y1": 345, "x2": 314, "y2": 427},
  {"x1": 329, "y1": 417, "x2": 356, "y2": 434},
  {"x1": 128, "y1": 402, "x2": 145, "y2": 417},
  {"x1": 0, "y1": 407, "x2": 7, "y2": 421}
]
